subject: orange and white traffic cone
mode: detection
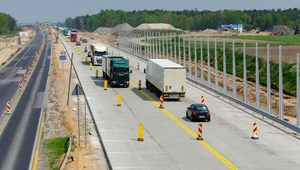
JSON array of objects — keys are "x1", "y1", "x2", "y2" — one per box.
[
  {"x1": 200, "y1": 95, "x2": 204, "y2": 104},
  {"x1": 18, "y1": 82, "x2": 22, "y2": 92},
  {"x1": 197, "y1": 123, "x2": 203, "y2": 140},
  {"x1": 24, "y1": 74, "x2": 27, "y2": 82},
  {"x1": 28, "y1": 66, "x2": 31, "y2": 74},
  {"x1": 159, "y1": 95, "x2": 164, "y2": 109},
  {"x1": 6, "y1": 101, "x2": 11, "y2": 113},
  {"x1": 138, "y1": 80, "x2": 142, "y2": 90},
  {"x1": 251, "y1": 122, "x2": 259, "y2": 139}
]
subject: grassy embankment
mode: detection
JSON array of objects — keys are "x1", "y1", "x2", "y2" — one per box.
[{"x1": 44, "y1": 137, "x2": 69, "y2": 170}]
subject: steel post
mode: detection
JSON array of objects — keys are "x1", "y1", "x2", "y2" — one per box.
[
  {"x1": 178, "y1": 35, "x2": 181, "y2": 65},
  {"x1": 256, "y1": 43, "x2": 260, "y2": 109},
  {"x1": 166, "y1": 32, "x2": 169, "y2": 59},
  {"x1": 159, "y1": 32, "x2": 161, "y2": 58},
  {"x1": 279, "y1": 45, "x2": 283, "y2": 119},
  {"x1": 156, "y1": 32, "x2": 158, "y2": 59},
  {"x1": 201, "y1": 37, "x2": 204, "y2": 84},
  {"x1": 188, "y1": 36, "x2": 191, "y2": 78},
  {"x1": 215, "y1": 38, "x2": 218, "y2": 90},
  {"x1": 170, "y1": 33, "x2": 173, "y2": 61},
  {"x1": 183, "y1": 37, "x2": 186, "y2": 67},
  {"x1": 297, "y1": 53, "x2": 300, "y2": 127},
  {"x1": 194, "y1": 36, "x2": 197, "y2": 80},
  {"x1": 162, "y1": 32, "x2": 165, "y2": 59},
  {"x1": 243, "y1": 41, "x2": 248, "y2": 103},
  {"x1": 267, "y1": 44, "x2": 271, "y2": 114},
  {"x1": 233, "y1": 40, "x2": 236, "y2": 98},
  {"x1": 174, "y1": 32, "x2": 177, "y2": 63},
  {"x1": 207, "y1": 38, "x2": 210, "y2": 87},
  {"x1": 223, "y1": 40, "x2": 227, "y2": 94}
]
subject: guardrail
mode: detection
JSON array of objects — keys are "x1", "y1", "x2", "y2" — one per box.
[
  {"x1": 59, "y1": 136, "x2": 72, "y2": 170},
  {"x1": 113, "y1": 45, "x2": 300, "y2": 134}
]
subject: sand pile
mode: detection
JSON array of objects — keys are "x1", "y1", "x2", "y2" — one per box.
[
  {"x1": 110, "y1": 23, "x2": 134, "y2": 35},
  {"x1": 93, "y1": 27, "x2": 112, "y2": 35}
]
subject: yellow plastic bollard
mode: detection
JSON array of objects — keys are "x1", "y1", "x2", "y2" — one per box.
[
  {"x1": 104, "y1": 80, "x2": 108, "y2": 90},
  {"x1": 137, "y1": 123, "x2": 144, "y2": 141},
  {"x1": 81, "y1": 53, "x2": 84, "y2": 59},
  {"x1": 85, "y1": 57, "x2": 88, "y2": 64},
  {"x1": 90, "y1": 62, "x2": 92, "y2": 70},
  {"x1": 117, "y1": 94, "x2": 121, "y2": 106},
  {"x1": 96, "y1": 70, "x2": 99, "y2": 78}
]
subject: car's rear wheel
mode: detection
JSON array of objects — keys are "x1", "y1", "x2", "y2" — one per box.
[{"x1": 186, "y1": 112, "x2": 188, "y2": 118}]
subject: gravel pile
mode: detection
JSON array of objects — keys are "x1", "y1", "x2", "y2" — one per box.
[
  {"x1": 94, "y1": 27, "x2": 112, "y2": 35},
  {"x1": 110, "y1": 23, "x2": 134, "y2": 35},
  {"x1": 272, "y1": 25, "x2": 294, "y2": 35},
  {"x1": 133, "y1": 23, "x2": 181, "y2": 32}
]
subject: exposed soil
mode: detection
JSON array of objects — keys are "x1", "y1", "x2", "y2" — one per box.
[{"x1": 0, "y1": 27, "x2": 34, "y2": 66}]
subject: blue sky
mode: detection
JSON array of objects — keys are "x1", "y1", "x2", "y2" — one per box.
[{"x1": 0, "y1": 0, "x2": 299, "y2": 23}]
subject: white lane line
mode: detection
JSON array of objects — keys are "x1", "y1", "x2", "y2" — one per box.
[{"x1": 13, "y1": 46, "x2": 33, "y2": 67}]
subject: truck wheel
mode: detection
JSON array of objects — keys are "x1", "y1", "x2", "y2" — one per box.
[
  {"x1": 146, "y1": 81, "x2": 149, "y2": 90},
  {"x1": 156, "y1": 91, "x2": 161, "y2": 98}
]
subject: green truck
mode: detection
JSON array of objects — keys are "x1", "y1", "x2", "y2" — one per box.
[
  {"x1": 102, "y1": 55, "x2": 132, "y2": 87},
  {"x1": 63, "y1": 29, "x2": 68, "y2": 36}
]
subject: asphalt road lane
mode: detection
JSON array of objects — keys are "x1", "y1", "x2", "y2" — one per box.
[
  {"x1": 0, "y1": 29, "x2": 51, "y2": 170},
  {"x1": 0, "y1": 29, "x2": 43, "y2": 118}
]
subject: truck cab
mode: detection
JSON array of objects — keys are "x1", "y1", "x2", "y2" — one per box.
[
  {"x1": 90, "y1": 44, "x2": 107, "y2": 66},
  {"x1": 102, "y1": 55, "x2": 132, "y2": 87}
]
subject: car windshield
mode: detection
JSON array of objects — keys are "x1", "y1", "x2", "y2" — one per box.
[
  {"x1": 194, "y1": 106, "x2": 208, "y2": 111},
  {"x1": 95, "y1": 51, "x2": 107, "y2": 56}
]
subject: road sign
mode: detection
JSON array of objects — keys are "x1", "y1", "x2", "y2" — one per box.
[
  {"x1": 71, "y1": 83, "x2": 84, "y2": 96},
  {"x1": 61, "y1": 50, "x2": 66, "y2": 56},
  {"x1": 59, "y1": 56, "x2": 67, "y2": 60}
]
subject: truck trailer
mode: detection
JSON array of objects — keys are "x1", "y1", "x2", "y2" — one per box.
[
  {"x1": 102, "y1": 55, "x2": 132, "y2": 87},
  {"x1": 90, "y1": 44, "x2": 107, "y2": 66},
  {"x1": 144, "y1": 59, "x2": 186, "y2": 99}
]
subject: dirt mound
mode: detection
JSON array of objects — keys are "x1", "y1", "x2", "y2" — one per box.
[
  {"x1": 200, "y1": 29, "x2": 219, "y2": 34},
  {"x1": 110, "y1": 23, "x2": 134, "y2": 35},
  {"x1": 134, "y1": 23, "x2": 180, "y2": 31},
  {"x1": 272, "y1": 25, "x2": 294, "y2": 35},
  {"x1": 94, "y1": 27, "x2": 112, "y2": 35}
]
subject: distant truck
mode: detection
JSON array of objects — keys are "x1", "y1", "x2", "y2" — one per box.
[
  {"x1": 90, "y1": 44, "x2": 107, "y2": 66},
  {"x1": 144, "y1": 59, "x2": 186, "y2": 99},
  {"x1": 63, "y1": 29, "x2": 68, "y2": 36},
  {"x1": 70, "y1": 32, "x2": 77, "y2": 42},
  {"x1": 71, "y1": 29, "x2": 77, "y2": 32},
  {"x1": 102, "y1": 55, "x2": 132, "y2": 87}
]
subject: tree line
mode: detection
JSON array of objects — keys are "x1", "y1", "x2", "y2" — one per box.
[
  {"x1": 64, "y1": 8, "x2": 300, "y2": 32},
  {"x1": 0, "y1": 12, "x2": 18, "y2": 34}
]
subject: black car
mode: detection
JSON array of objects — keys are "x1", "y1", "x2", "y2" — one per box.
[
  {"x1": 87, "y1": 51, "x2": 91, "y2": 57},
  {"x1": 186, "y1": 104, "x2": 210, "y2": 122},
  {"x1": 76, "y1": 41, "x2": 81, "y2": 46}
]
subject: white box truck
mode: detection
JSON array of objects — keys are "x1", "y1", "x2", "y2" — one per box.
[
  {"x1": 144, "y1": 59, "x2": 186, "y2": 100},
  {"x1": 90, "y1": 44, "x2": 108, "y2": 66}
]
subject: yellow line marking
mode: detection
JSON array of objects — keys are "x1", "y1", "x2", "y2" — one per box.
[
  {"x1": 32, "y1": 111, "x2": 45, "y2": 170},
  {"x1": 130, "y1": 81, "x2": 238, "y2": 170}
]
